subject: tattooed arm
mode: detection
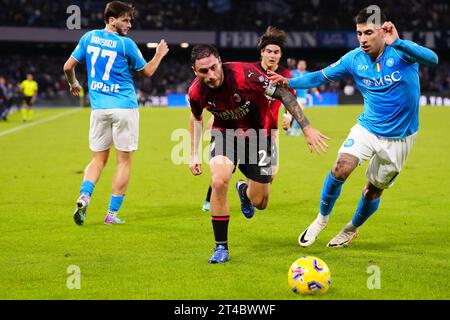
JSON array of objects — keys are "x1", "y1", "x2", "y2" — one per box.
[
  {"x1": 273, "y1": 86, "x2": 310, "y2": 129},
  {"x1": 272, "y1": 86, "x2": 330, "y2": 154}
]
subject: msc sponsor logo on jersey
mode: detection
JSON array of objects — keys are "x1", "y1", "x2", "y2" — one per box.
[
  {"x1": 363, "y1": 71, "x2": 402, "y2": 87},
  {"x1": 363, "y1": 79, "x2": 372, "y2": 86},
  {"x1": 90, "y1": 81, "x2": 120, "y2": 93}
]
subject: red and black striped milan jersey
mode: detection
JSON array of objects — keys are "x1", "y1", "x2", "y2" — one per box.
[
  {"x1": 250, "y1": 61, "x2": 294, "y2": 127},
  {"x1": 188, "y1": 62, "x2": 278, "y2": 135}
]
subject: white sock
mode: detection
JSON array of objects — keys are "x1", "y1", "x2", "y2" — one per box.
[
  {"x1": 317, "y1": 213, "x2": 329, "y2": 223},
  {"x1": 343, "y1": 222, "x2": 358, "y2": 232}
]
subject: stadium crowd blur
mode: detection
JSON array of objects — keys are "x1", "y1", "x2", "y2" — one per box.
[
  {"x1": 0, "y1": 0, "x2": 449, "y2": 109},
  {"x1": 1, "y1": 0, "x2": 448, "y2": 31}
]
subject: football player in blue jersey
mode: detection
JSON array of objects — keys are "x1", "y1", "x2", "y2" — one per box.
[
  {"x1": 269, "y1": 6, "x2": 438, "y2": 247},
  {"x1": 286, "y1": 60, "x2": 322, "y2": 136},
  {"x1": 63, "y1": 1, "x2": 169, "y2": 226}
]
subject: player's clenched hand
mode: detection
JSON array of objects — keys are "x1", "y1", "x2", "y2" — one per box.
[
  {"x1": 156, "y1": 39, "x2": 170, "y2": 58},
  {"x1": 267, "y1": 70, "x2": 290, "y2": 88},
  {"x1": 282, "y1": 113, "x2": 292, "y2": 131},
  {"x1": 302, "y1": 126, "x2": 330, "y2": 155},
  {"x1": 382, "y1": 21, "x2": 399, "y2": 46},
  {"x1": 69, "y1": 82, "x2": 82, "y2": 97},
  {"x1": 189, "y1": 155, "x2": 202, "y2": 176}
]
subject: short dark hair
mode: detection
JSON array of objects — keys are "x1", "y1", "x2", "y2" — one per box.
[
  {"x1": 191, "y1": 45, "x2": 220, "y2": 65},
  {"x1": 355, "y1": 6, "x2": 387, "y2": 25},
  {"x1": 104, "y1": 1, "x2": 134, "y2": 24},
  {"x1": 257, "y1": 26, "x2": 287, "y2": 52}
]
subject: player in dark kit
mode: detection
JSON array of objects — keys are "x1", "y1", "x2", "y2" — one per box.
[
  {"x1": 188, "y1": 44, "x2": 330, "y2": 264},
  {"x1": 201, "y1": 26, "x2": 295, "y2": 212}
]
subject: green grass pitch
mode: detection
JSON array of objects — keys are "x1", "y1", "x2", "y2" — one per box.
[{"x1": 0, "y1": 106, "x2": 449, "y2": 300}]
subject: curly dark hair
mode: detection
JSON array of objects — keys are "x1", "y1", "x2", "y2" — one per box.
[
  {"x1": 104, "y1": 1, "x2": 135, "y2": 24},
  {"x1": 190, "y1": 44, "x2": 220, "y2": 65},
  {"x1": 257, "y1": 26, "x2": 287, "y2": 52}
]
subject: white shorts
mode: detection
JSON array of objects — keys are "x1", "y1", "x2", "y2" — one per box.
[
  {"x1": 338, "y1": 124, "x2": 417, "y2": 189},
  {"x1": 89, "y1": 108, "x2": 139, "y2": 152}
]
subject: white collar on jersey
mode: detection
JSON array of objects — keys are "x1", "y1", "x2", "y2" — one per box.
[{"x1": 103, "y1": 26, "x2": 119, "y2": 35}]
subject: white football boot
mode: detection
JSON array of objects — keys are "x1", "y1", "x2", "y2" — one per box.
[
  {"x1": 298, "y1": 214, "x2": 328, "y2": 247},
  {"x1": 327, "y1": 223, "x2": 359, "y2": 248}
]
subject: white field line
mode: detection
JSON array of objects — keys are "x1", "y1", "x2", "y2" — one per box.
[{"x1": 0, "y1": 108, "x2": 82, "y2": 137}]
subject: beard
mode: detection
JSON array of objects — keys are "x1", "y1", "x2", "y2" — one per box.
[{"x1": 113, "y1": 23, "x2": 129, "y2": 36}]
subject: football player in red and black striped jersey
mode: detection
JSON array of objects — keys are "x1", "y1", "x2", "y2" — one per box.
[
  {"x1": 188, "y1": 44, "x2": 329, "y2": 264},
  {"x1": 201, "y1": 27, "x2": 295, "y2": 213}
]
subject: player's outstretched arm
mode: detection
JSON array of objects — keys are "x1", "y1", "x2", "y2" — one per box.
[
  {"x1": 140, "y1": 39, "x2": 170, "y2": 78},
  {"x1": 383, "y1": 22, "x2": 439, "y2": 66},
  {"x1": 272, "y1": 86, "x2": 330, "y2": 154},
  {"x1": 391, "y1": 39, "x2": 439, "y2": 66},
  {"x1": 63, "y1": 56, "x2": 82, "y2": 97},
  {"x1": 268, "y1": 70, "x2": 329, "y2": 90},
  {"x1": 189, "y1": 113, "x2": 203, "y2": 176}
]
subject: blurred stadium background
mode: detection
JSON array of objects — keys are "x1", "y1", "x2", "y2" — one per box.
[{"x1": 0, "y1": 0, "x2": 449, "y2": 113}]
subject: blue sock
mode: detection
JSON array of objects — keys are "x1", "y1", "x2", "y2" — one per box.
[
  {"x1": 80, "y1": 180, "x2": 95, "y2": 197},
  {"x1": 320, "y1": 172, "x2": 345, "y2": 216},
  {"x1": 352, "y1": 195, "x2": 381, "y2": 227},
  {"x1": 108, "y1": 195, "x2": 125, "y2": 213}
]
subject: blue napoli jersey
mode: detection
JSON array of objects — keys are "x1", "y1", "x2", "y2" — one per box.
[
  {"x1": 290, "y1": 70, "x2": 309, "y2": 98},
  {"x1": 322, "y1": 45, "x2": 420, "y2": 138},
  {"x1": 71, "y1": 29, "x2": 147, "y2": 110}
]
